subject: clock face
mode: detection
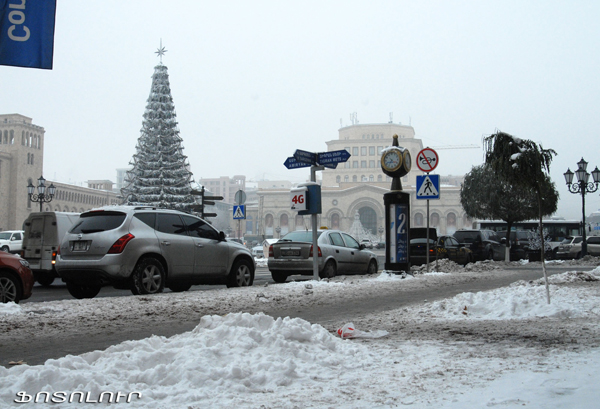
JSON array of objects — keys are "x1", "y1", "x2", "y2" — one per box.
[
  {"x1": 382, "y1": 150, "x2": 402, "y2": 172},
  {"x1": 403, "y1": 150, "x2": 412, "y2": 173}
]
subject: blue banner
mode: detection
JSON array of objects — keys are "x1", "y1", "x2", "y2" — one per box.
[{"x1": 0, "y1": 0, "x2": 57, "y2": 69}]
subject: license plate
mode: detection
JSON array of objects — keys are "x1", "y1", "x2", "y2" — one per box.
[
  {"x1": 281, "y1": 250, "x2": 300, "y2": 257},
  {"x1": 71, "y1": 241, "x2": 90, "y2": 252}
]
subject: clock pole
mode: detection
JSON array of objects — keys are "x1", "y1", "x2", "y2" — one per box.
[{"x1": 381, "y1": 135, "x2": 412, "y2": 274}]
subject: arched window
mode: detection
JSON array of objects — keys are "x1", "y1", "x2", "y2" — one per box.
[
  {"x1": 377, "y1": 175, "x2": 382, "y2": 182},
  {"x1": 295, "y1": 214, "x2": 305, "y2": 230},
  {"x1": 336, "y1": 175, "x2": 341, "y2": 184},
  {"x1": 22, "y1": 131, "x2": 26, "y2": 145},
  {"x1": 31, "y1": 154, "x2": 34, "y2": 165},
  {"x1": 344, "y1": 175, "x2": 349, "y2": 182},
  {"x1": 265, "y1": 214, "x2": 274, "y2": 236},
  {"x1": 9, "y1": 130, "x2": 14, "y2": 144},
  {"x1": 331, "y1": 213, "x2": 340, "y2": 230},
  {"x1": 414, "y1": 213, "x2": 424, "y2": 227},
  {"x1": 369, "y1": 175, "x2": 374, "y2": 182},
  {"x1": 352, "y1": 175, "x2": 357, "y2": 182},
  {"x1": 447, "y1": 212, "x2": 457, "y2": 235},
  {"x1": 280, "y1": 214, "x2": 289, "y2": 236},
  {"x1": 431, "y1": 212, "x2": 440, "y2": 228}
]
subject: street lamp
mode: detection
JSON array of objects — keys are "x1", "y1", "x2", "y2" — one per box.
[
  {"x1": 275, "y1": 226, "x2": 281, "y2": 238},
  {"x1": 27, "y1": 175, "x2": 56, "y2": 212},
  {"x1": 564, "y1": 158, "x2": 600, "y2": 257}
]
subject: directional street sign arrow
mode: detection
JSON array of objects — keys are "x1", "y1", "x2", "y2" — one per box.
[
  {"x1": 317, "y1": 150, "x2": 351, "y2": 165},
  {"x1": 284, "y1": 156, "x2": 312, "y2": 169},
  {"x1": 294, "y1": 149, "x2": 317, "y2": 165},
  {"x1": 204, "y1": 195, "x2": 224, "y2": 201}
]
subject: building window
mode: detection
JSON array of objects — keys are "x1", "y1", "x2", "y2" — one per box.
[
  {"x1": 377, "y1": 175, "x2": 382, "y2": 182},
  {"x1": 361, "y1": 160, "x2": 367, "y2": 168},
  {"x1": 336, "y1": 176, "x2": 341, "y2": 183},
  {"x1": 431, "y1": 212, "x2": 440, "y2": 227},
  {"x1": 369, "y1": 146, "x2": 375, "y2": 155},
  {"x1": 353, "y1": 175, "x2": 357, "y2": 182},
  {"x1": 369, "y1": 160, "x2": 375, "y2": 168},
  {"x1": 352, "y1": 161, "x2": 358, "y2": 168},
  {"x1": 361, "y1": 147, "x2": 367, "y2": 156},
  {"x1": 414, "y1": 213, "x2": 424, "y2": 226},
  {"x1": 344, "y1": 175, "x2": 349, "y2": 182},
  {"x1": 331, "y1": 213, "x2": 340, "y2": 229},
  {"x1": 352, "y1": 147, "x2": 359, "y2": 156},
  {"x1": 361, "y1": 175, "x2": 367, "y2": 182},
  {"x1": 377, "y1": 146, "x2": 383, "y2": 155},
  {"x1": 369, "y1": 175, "x2": 374, "y2": 182}
]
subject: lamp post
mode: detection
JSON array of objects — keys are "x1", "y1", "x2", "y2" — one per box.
[
  {"x1": 564, "y1": 158, "x2": 600, "y2": 257},
  {"x1": 275, "y1": 226, "x2": 281, "y2": 238},
  {"x1": 27, "y1": 176, "x2": 56, "y2": 212}
]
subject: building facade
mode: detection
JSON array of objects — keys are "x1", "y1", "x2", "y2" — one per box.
[
  {"x1": 251, "y1": 123, "x2": 471, "y2": 242},
  {"x1": 0, "y1": 114, "x2": 119, "y2": 231}
]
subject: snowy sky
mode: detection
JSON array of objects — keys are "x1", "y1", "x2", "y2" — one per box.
[
  {"x1": 1, "y1": 264, "x2": 599, "y2": 408},
  {"x1": 1, "y1": 1, "x2": 599, "y2": 220}
]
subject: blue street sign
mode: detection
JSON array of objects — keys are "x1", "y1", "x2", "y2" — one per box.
[
  {"x1": 284, "y1": 156, "x2": 312, "y2": 169},
  {"x1": 233, "y1": 205, "x2": 246, "y2": 219},
  {"x1": 294, "y1": 149, "x2": 317, "y2": 165},
  {"x1": 416, "y1": 174, "x2": 440, "y2": 200},
  {"x1": 317, "y1": 150, "x2": 351, "y2": 165}
]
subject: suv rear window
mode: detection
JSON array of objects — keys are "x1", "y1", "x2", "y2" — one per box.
[
  {"x1": 70, "y1": 211, "x2": 127, "y2": 234},
  {"x1": 453, "y1": 231, "x2": 481, "y2": 243},
  {"x1": 279, "y1": 231, "x2": 323, "y2": 243}
]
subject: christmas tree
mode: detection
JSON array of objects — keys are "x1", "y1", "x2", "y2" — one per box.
[{"x1": 121, "y1": 44, "x2": 196, "y2": 210}]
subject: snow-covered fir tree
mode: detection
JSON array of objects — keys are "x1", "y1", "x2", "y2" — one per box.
[{"x1": 121, "y1": 46, "x2": 196, "y2": 210}]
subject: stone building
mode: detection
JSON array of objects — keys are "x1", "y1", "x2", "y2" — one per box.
[{"x1": 0, "y1": 114, "x2": 119, "y2": 231}]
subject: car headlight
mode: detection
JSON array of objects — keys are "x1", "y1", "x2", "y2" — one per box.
[{"x1": 19, "y1": 259, "x2": 30, "y2": 267}]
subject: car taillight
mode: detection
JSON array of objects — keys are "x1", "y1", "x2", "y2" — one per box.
[
  {"x1": 309, "y1": 245, "x2": 322, "y2": 257},
  {"x1": 269, "y1": 245, "x2": 274, "y2": 257},
  {"x1": 108, "y1": 234, "x2": 135, "y2": 254},
  {"x1": 51, "y1": 249, "x2": 58, "y2": 265}
]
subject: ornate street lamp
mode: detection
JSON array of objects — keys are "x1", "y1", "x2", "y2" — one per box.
[
  {"x1": 564, "y1": 158, "x2": 600, "y2": 257},
  {"x1": 275, "y1": 226, "x2": 281, "y2": 238},
  {"x1": 27, "y1": 175, "x2": 56, "y2": 212}
]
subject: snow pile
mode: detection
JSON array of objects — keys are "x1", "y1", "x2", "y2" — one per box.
[
  {"x1": 428, "y1": 271, "x2": 599, "y2": 320},
  {"x1": 0, "y1": 313, "x2": 372, "y2": 408},
  {"x1": 0, "y1": 302, "x2": 21, "y2": 315}
]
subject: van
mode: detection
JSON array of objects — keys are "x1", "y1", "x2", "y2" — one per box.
[{"x1": 22, "y1": 212, "x2": 80, "y2": 286}]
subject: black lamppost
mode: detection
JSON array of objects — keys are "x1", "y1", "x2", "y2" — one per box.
[
  {"x1": 27, "y1": 176, "x2": 56, "y2": 212},
  {"x1": 564, "y1": 158, "x2": 600, "y2": 257}
]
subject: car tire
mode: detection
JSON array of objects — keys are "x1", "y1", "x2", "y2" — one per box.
[
  {"x1": 36, "y1": 272, "x2": 55, "y2": 287},
  {"x1": 487, "y1": 249, "x2": 494, "y2": 260},
  {"x1": 0, "y1": 272, "x2": 22, "y2": 303},
  {"x1": 226, "y1": 259, "x2": 254, "y2": 288},
  {"x1": 131, "y1": 257, "x2": 165, "y2": 295},
  {"x1": 271, "y1": 270, "x2": 288, "y2": 283},
  {"x1": 320, "y1": 260, "x2": 336, "y2": 279},
  {"x1": 168, "y1": 282, "x2": 192, "y2": 293},
  {"x1": 66, "y1": 282, "x2": 101, "y2": 299},
  {"x1": 366, "y1": 260, "x2": 377, "y2": 275},
  {"x1": 0, "y1": 246, "x2": 9, "y2": 253}
]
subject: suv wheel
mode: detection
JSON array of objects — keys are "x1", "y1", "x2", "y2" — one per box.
[
  {"x1": 227, "y1": 259, "x2": 254, "y2": 288},
  {"x1": 131, "y1": 257, "x2": 165, "y2": 295},
  {"x1": 66, "y1": 282, "x2": 101, "y2": 299},
  {"x1": 0, "y1": 272, "x2": 22, "y2": 303},
  {"x1": 271, "y1": 270, "x2": 288, "y2": 283}
]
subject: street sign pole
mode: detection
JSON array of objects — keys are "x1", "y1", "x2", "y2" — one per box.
[{"x1": 311, "y1": 165, "x2": 324, "y2": 281}]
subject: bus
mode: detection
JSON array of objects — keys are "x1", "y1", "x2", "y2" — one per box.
[{"x1": 475, "y1": 219, "x2": 581, "y2": 249}]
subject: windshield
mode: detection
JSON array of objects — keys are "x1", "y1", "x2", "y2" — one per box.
[
  {"x1": 0, "y1": 232, "x2": 12, "y2": 240},
  {"x1": 279, "y1": 231, "x2": 323, "y2": 243}
]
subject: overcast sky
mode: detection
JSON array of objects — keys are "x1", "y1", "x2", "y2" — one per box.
[{"x1": 2, "y1": 0, "x2": 599, "y2": 220}]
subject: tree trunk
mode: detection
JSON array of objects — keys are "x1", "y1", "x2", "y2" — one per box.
[{"x1": 537, "y1": 188, "x2": 551, "y2": 304}]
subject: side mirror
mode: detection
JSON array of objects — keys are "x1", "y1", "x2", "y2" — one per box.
[
  {"x1": 500, "y1": 238, "x2": 506, "y2": 244},
  {"x1": 218, "y1": 231, "x2": 226, "y2": 241},
  {"x1": 359, "y1": 244, "x2": 366, "y2": 250}
]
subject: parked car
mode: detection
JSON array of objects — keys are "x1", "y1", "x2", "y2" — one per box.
[
  {"x1": 360, "y1": 239, "x2": 374, "y2": 249},
  {"x1": 0, "y1": 251, "x2": 34, "y2": 303},
  {"x1": 555, "y1": 236, "x2": 600, "y2": 259},
  {"x1": 410, "y1": 229, "x2": 473, "y2": 266},
  {"x1": 0, "y1": 230, "x2": 24, "y2": 254},
  {"x1": 268, "y1": 229, "x2": 378, "y2": 283},
  {"x1": 498, "y1": 230, "x2": 531, "y2": 261},
  {"x1": 453, "y1": 229, "x2": 504, "y2": 261},
  {"x1": 55, "y1": 206, "x2": 255, "y2": 299},
  {"x1": 21, "y1": 212, "x2": 80, "y2": 286},
  {"x1": 251, "y1": 245, "x2": 264, "y2": 258},
  {"x1": 554, "y1": 236, "x2": 583, "y2": 259}
]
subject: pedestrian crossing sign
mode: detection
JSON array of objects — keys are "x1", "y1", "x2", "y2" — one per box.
[
  {"x1": 233, "y1": 205, "x2": 246, "y2": 219},
  {"x1": 416, "y1": 174, "x2": 440, "y2": 200}
]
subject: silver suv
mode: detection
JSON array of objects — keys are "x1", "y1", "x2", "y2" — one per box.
[{"x1": 56, "y1": 206, "x2": 255, "y2": 299}]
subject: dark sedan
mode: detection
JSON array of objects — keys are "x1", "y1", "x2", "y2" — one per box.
[{"x1": 410, "y1": 234, "x2": 473, "y2": 266}]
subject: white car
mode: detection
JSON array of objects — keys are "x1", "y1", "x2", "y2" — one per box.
[{"x1": 0, "y1": 230, "x2": 24, "y2": 253}]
